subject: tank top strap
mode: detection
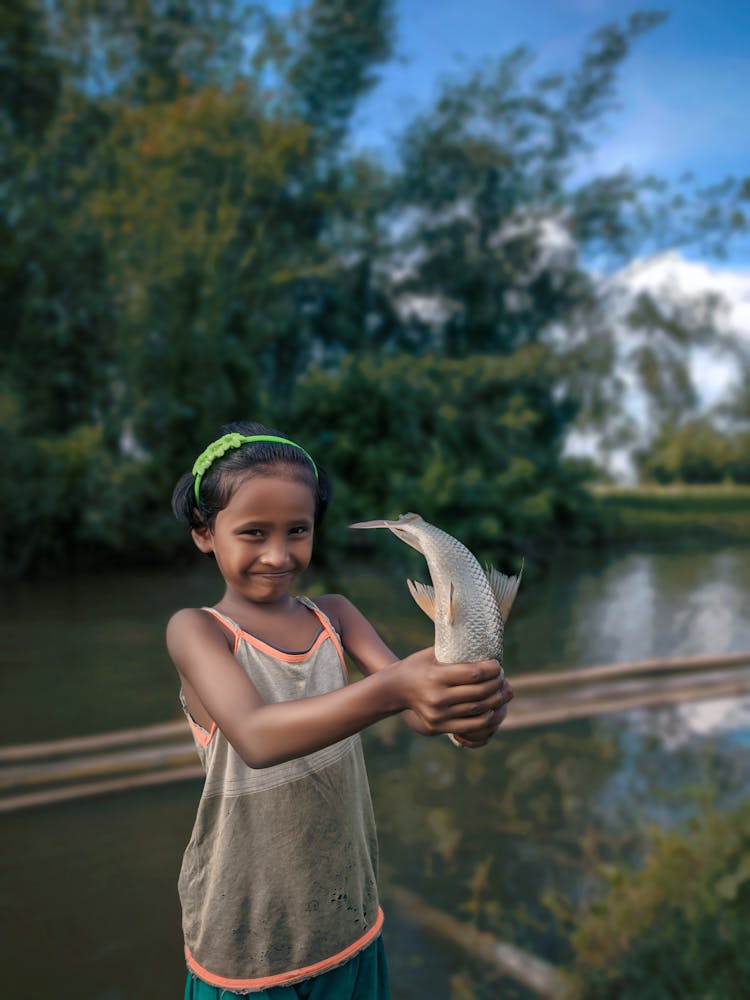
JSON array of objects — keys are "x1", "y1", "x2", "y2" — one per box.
[
  {"x1": 200, "y1": 602, "x2": 347, "y2": 676},
  {"x1": 200, "y1": 606, "x2": 242, "y2": 653},
  {"x1": 296, "y1": 597, "x2": 349, "y2": 680}
]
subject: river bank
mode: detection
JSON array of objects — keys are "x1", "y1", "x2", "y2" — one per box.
[{"x1": 590, "y1": 483, "x2": 750, "y2": 545}]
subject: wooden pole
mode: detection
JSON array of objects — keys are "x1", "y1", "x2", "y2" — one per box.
[
  {"x1": 0, "y1": 719, "x2": 189, "y2": 763},
  {"x1": 512, "y1": 649, "x2": 750, "y2": 691},
  {"x1": 2, "y1": 655, "x2": 749, "y2": 812},
  {"x1": 504, "y1": 668, "x2": 750, "y2": 729},
  {"x1": 2, "y1": 651, "x2": 747, "y2": 766},
  {"x1": 0, "y1": 765, "x2": 204, "y2": 814},
  {"x1": 387, "y1": 885, "x2": 564, "y2": 998}
]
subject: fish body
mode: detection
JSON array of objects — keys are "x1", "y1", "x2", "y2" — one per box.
[{"x1": 349, "y1": 513, "x2": 522, "y2": 669}]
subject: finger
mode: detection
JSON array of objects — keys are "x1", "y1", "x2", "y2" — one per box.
[
  {"x1": 494, "y1": 704, "x2": 509, "y2": 724},
  {"x1": 498, "y1": 680, "x2": 514, "y2": 705},
  {"x1": 437, "y1": 676, "x2": 506, "y2": 708},
  {"x1": 436, "y1": 707, "x2": 501, "y2": 735},
  {"x1": 454, "y1": 724, "x2": 498, "y2": 746},
  {"x1": 440, "y1": 687, "x2": 508, "y2": 718},
  {"x1": 439, "y1": 660, "x2": 502, "y2": 686},
  {"x1": 452, "y1": 736, "x2": 489, "y2": 748},
  {"x1": 482, "y1": 704, "x2": 509, "y2": 729},
  {"x1": 451, "y1": 703, "x2": 509, "y2": 738}
]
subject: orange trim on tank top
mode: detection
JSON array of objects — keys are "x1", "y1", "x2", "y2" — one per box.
[
  {"x1": 187, "y1": 717, "x2": 217, "y2": 747},
  {"x1": 309, "y1": 605, "x2": 349, "y2": 681},
  {"x1": 201, "y1": 604, "x2": 349, "y2": 677},
  {"x1": 185, "y1": 907, "x2": 383, "y2": 991},
  {"x1": 193, "y1": 603, "x2": 349, "y2": 740}
]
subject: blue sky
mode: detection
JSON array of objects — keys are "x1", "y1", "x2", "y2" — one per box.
[
  {"x1": 351, "y1": 0, "x2": 749, "y2": 191},
  {"x1": 347, "y1": 0, "x2": 749, "y2": 449}
]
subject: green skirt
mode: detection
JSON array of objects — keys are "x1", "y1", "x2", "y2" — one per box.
[{"x1": 183, "y1": 936, "x2": 389, "y2": 1000}]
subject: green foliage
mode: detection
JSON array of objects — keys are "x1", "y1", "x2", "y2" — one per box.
[
  {"x1": 2, "y1": 2, "x2": 747, "y2": 576},
  {"x1": 0, "y1": 0, "x2": 61, "y2": 140},
  {"x1": 286, "y1": 351, "x2": 600, "y2": 563},
  {"x1": 591, "y1": 483, "x2": 750, "y2": 545},
  {"x1": 384, "y1": 11, "x2": 674, "y2": 365},
  {"x1": 284, "y1": 0, "x2": 396, "y2": 143},
  {"x1": 562, "y1": 801, "x2": 750, "y2": 999},
  {"x1": 0, "y1": 419, "x2": 177, "y2": 577},
  {"x1": 48, "y1": 0, "x2": 253, "y2": 102},
  {"x1": 636, "y1": 418, "x2": 750, "y2": 484}
]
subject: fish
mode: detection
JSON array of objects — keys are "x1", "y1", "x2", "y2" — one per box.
[{"x1": 349, "y1": 513, "x2": 522, "y2": 741}]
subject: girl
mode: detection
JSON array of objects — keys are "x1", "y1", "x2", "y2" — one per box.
[{"x1": 168, "y1": 420, "x2": 513, "y2": 999}]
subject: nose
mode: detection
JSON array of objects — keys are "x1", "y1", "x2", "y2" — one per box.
[{"x1": 260, "y1": 533, "x2": 290, "y2": 568}]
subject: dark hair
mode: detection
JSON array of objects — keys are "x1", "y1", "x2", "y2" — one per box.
[{"x1": 171, "y1": 420, "x2": 331, "y2": 531}]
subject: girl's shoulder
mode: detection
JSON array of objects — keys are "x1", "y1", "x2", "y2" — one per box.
[
  {"x1": 167, "y1": 605, "x2": 218, "y2": 631},
  {"x1": 166, "y1": 606, "x2": 233, "y2": 649},
  {"x1": 309, "y1": 593, "x2": 360, "y2": 636},
  {"x1": 310, "y1": 594, "x2": 395, "y2": 674}
]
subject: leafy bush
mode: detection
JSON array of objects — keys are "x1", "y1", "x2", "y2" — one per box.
[
  {"x1": 0, "y1": 422, "x2": 179, "y2": 577},
  {"x1": 563, "y1": 801, "x2": 750, "y2": 999},
  {"x1": 287, "y1": 351, "x2": 602, "y2": 564}
]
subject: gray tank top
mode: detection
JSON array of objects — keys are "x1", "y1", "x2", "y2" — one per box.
[{"x1": 178, "y1": 597, "x2": 382, "y2": 992}]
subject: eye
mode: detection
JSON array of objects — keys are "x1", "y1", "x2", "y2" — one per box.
[
  {"x1": 289, "y1": 525, "x2": 311, "y2": 536},
  {"x1": 241, "y1": 528, "x2": 264, "y2": 538}
]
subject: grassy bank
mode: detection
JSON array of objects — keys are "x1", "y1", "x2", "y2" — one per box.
[{"x1": 590, "y1": 483, "x2": 750, "y2": 545}]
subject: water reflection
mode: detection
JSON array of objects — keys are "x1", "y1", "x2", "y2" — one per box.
[
  {"x1": 1, "y1": 544, "x2": 749, "y2": 997},
  {"x1": 572, "y1": 554, "x2": 658, "y2": 663},
  {"x1": 509, "y1": 545, "x2": 750, "y2": 674}
]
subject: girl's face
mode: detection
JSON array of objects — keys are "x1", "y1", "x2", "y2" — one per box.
[{"x1": 192, "y1": 471, "x2": 316, "y2": 605}]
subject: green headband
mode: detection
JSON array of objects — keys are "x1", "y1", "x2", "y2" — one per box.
[{"x1": 192, "y1": 433, "x2": 318, "y2": 504}]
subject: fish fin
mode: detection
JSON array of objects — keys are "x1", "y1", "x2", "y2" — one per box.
[
  {"x1": 407, "y1": 579, "x2": 436, "y2": 622},
  {"x1": 447, "y1": 581, "x2": 455, "y2": 625},
  {"x1": 485, "y1": 559, "x2": 524, "y2": 622}
]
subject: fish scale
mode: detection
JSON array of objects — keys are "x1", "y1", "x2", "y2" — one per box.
[{"x1": 349, "y1": 512, "x2": 522, "y2": 672}]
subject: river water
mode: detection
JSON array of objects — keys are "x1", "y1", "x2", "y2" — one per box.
[{"x1": 2, "y1": 544, "x2": 749, "y2": 999}]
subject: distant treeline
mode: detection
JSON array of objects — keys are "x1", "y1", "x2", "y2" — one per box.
[
  {"x1": 2, "y1": 2, "x2": 747, "y2": 577},
  {"x1": 592, "y1": 483, "x2": 750, "y2": 545},
  {"x1": 635, "y1": 418, "x2": 750, "y2": 485}
]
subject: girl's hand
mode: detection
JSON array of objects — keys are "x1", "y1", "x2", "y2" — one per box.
[
  {"x1": 394, "y1": 648, "x2": 509, "y2": 737},
  {"x1": 450, "y1": 682, "x2": 513, "y2": 748}
]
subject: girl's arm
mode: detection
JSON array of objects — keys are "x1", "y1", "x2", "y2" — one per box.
[
  {"x1": 315, "y1": 594, "x2": 513, "y2": 747},
  {"x1": 314, "y1": 593, "x2": 402, "y2": 674},
  {"x1": 167, "y1": 607, "x2": 506, "y2": 769}
]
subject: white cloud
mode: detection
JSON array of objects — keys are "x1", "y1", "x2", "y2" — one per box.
[
  {"x1": 618, "y1": 251, "x2": 750, "y2": 338},
  {"x1": 564, "y1": 250, "x2": 750, "y2": 479},
  {"x1": 616, "y1": 251, "x2": 750, "y2": 408}
]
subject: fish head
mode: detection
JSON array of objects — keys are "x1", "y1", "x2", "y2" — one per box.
[{"x1": 348, "y1": 512, "x2": 427, "y2": 555}]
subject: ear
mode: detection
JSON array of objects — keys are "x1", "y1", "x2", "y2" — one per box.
[{"x1": 191, "y1": 524, "x2": 215, "y2": 555}]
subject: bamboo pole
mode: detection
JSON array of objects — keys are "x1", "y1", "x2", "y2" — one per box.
[
  {"x1": 503, "y1": 669, "x2": 750, "y2": 730},
  {"x1": 512, "y1": 649, "x2": 750, "y2": 691},
  {"x1": 0, "y1": 741, "x2": 198, "y2": 793},
  {"x1": 2, "y1": 657, "x2": 749, "y2": 813},
  {"x1": 387, "y1": 886, "x2": 564, "y2": 998},
  {"x1": 0, "y1": 719, "x2": 189, "y2": 763},
  {"x1": 0, "y1": 765, "x2": 204, "y2": 814},
  {"x1": 2, "y1": 652, "x2": 747, "y2": 766}
]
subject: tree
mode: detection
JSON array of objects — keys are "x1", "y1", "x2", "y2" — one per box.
[
  {"x1": 286, "y1": 351, "x2": 600, "y2": 565},
  {"x1": 282, "y1": 0, "x2": 396, "y2": 145},
  {"x1": 378, "y1": 14, "x2": 748, "y2": 463},
  {"x1": 635, "y1": 418, "x2": 750, "y2": 485},
  {"x1": 3, "y1": 4, "x2": 748, "y2": 574},
  {"x1": 1, "y1": 1, "x2": 400, "y2": 574},
  {"x1": 382, "y1": 15, "x2": 665, "y2": 358}
]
